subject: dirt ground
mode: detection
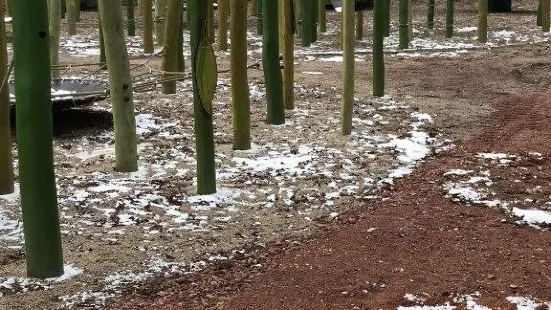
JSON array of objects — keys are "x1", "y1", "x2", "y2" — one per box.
[{"x1": 1, "y1": 0, "x2": 551, "y2": 309}]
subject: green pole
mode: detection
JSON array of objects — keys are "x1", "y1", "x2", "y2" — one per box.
[
  {"x1": 143, "y1": 0, "x2": 154, "y2": 53},
  {"x1": 383, "y1": 0, "x2": 391, "y2": 37},
  {"x1": 207, "y1": 0, "x2": 214, "y2": 41},
  {"x1": 542, "y1": 0, "x2": 550, "y2": 31},
  {"x1": 311, "y1": 0, "x2": 318, "y2": 42},
  {"x1": 177, "y1": 2, "x2": 185, "y2": 72},
  {"x1": 256, "y1": 0, "x2": 263, "y2": 35},
  {"x1": 99, "y1": 11, "x2": 107, "y2": 70},
  {"x1": 373, "y1": 0, "x2": 385, "y2": 97},
  {"x1": 99, "y1": 0, "x2": 139, "y2": 172},
  {"x1": 155, "y1": 0, "x2": 167, "y2": 46},
  {"x1": 0, "y1": 0, "x2": 13, "y2": 195},
  {"x1": 262, "y1": 0, "x2": 285, "y2": 125},
  {"x1": 12, "y1": 0, "x2": 64, "y2": 278},
  {"x1": 66, "y1": 0, "x2": 77, "y2": 35},
  {"x1": 161, "y1": 0, "x2": 183, "y2": 94},
  {"x1": 319, "y1": 0, "x2": 327, "y2": 32},
  {"x1": 341, "y1": 0, "x2": 354, "y2": 135},
  {"x1": 478, "y1": 0, "x2": 487, "y2": 43},
  {"x1": 301, "y1": 0, "x2": 312, "y2": 46},
  {"x1": 408, "y1": 0, "x2": 413, "y2": 41},
  {"x1": 230, "y1": 0, "x2": 251, "y2": 150},
  {"x1": 445, "y1": 0, "x2": 453, "y2": 38},
  {"x1": 427, "y1": 0, "x2": 435, "y2": 29},
  {"x1": 218, "y1": 0, "x2": 229, "y2": 51},
  {"x1": 281, "y1": 0, "x2": 294, "y2": 110},
  {"x1": 189, "y1": 0, "x2": 217, "y2": 194},
  {"x1": 5, "y1": 0, "x2": 10, "y2": 16},
  {"x1": 355, "y1": 11, "x2": 364, "y2": 40},
  {"x1": 127, "y1": 0, "x2": 136, "y2": 36},
  {"x1": 399, "y1": 0, "x2": 409, "y2": 48},
  {"x1": 48, "y1": 0, "x2": 61, "y2": 79},
  {"x1": 537, "y1": 0, "x2": 542, "y2": 27}
]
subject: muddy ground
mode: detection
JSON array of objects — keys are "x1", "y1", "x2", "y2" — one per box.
[{"x1": 1, "y1": 0, "x2": 551, "y2": 309}]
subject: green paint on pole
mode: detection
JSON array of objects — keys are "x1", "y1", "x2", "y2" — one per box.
[
  {"x1": 542, "y1": 0, "x2": 550, "y2": 32},
  {"x1": 155, "y1": 0, "x2": 167, "y2": 46},
  {"x1": 189, "y1": 0, "x2": 217, "y2": 194},
  {"x1": 99, "y1": 0, "x2": 139, "y2": 172},
  {"x1": 281, "y1": 0, "x2": 295, "y2": 110},
  {"x1": 319, "y1": 0, "x2": 327, "y2": 32},
  {"x1": 262, "y1": 0, "x2": 285, "y2": 125},
  {"x1": 161, "y1": 0, "x2": 183, "y2": 94},
  {"x1": 66, "y1": 0, "x2": 78, "y2": 35},
  {"x1": 256, "y1": 0, "x2": 263, "y2": 35},
  {"x1": 399, "y1": 0, "x2": 409, "y2": 49},
  {"x1": 230, "y1": 0, "x2": 251, "y2": 150},
  {"x1": 445, "y1": 0, "x2": 454, "y2": 38},
  {"x1": 341, "y1": 0, "x2": 354, "y2": 135},
  {"x1": 143, "y1": 0, "x2": 154, "y2": 53},
  {"x1": 478, "y1": 0, "x2": 487, "y2": 43},
  {"x1": 383, "y1": 0, "x2": 391, "y2": 36},
  {"x1": 127, "y1": 0, "x2": 136, "y2": 36},
  {"x1": 0, "y1": 0, "x2": 13, "y2": 195},
  {"x1": 302, "y1": 0, "x2": 313, "y2": 46},
  {"x1": 98, "y1": 11, "x2": 107, "y2": 70},
  {"x1": 373, "y1": 0, "x2": 385, "y2": 97},
  {"x1": 48, "y1": 0, "x2": 61, "y2": 79},
  {"x1": 427, "y1": 0, "x2": 435, "y2": 29},
  {"x1": 218, "y1": 0, "x2": 229, "y2": 51},
  {"x1": 356, "y1": 11, "x2": 364, "y2": 40},
  {"x1": 12, "y1": 0, "x2": 64, "y2": 278}
]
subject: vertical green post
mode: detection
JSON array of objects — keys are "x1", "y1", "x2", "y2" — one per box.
[
  {"x1": 408, "y1": 0, "x2": 413, "y2": 41},
  {"x1": 99, "y1": 0, "x2": 139, "y2": 172},
  {"x1": 537, "y1": 0, "x2": 542, "y2": 26},
  {"x1": 542, "y1": 0, "x2": 550, "y2": 31},
  {"x1": 373, "y1": 0, "x2": 385, "y2": 97},
  {"x1": 161, "y1": 0, "x2": 183, "y2": 94},
  {"x1": 341, "y1": 0, "x2": 354, "y2": 135},
  {"x1": 301, "y1": 0, "x2": 312, "y2": 46},
  {"x1": 0, "y1": 0, "x2": 13, "y2": 195},
  {"x1": 48, "y1": 0, "x2": 61, "y2": 79},
  {"x1": 383, "y1": 0, "x2": 391, "y2": 36},
  {"x1": 250, "y1": 0, "x2": 257, "y2": 16},
  {"x1": 155, "y1": 0, "x2": 167, "y2": 46},
  {"x1": 256, "y1": 0, "x2": 263, "y2": 35},
  {"x1": 281, "y1": 0, "x2": 294, "y2": 110},
  {"x1": 262, "y1": 0, "x2": 285, "y2": 125},
  {"x1": 478, "y1": 0, "x2": 487, "y2": 43},
  {"x1": 66, "y1": 0, "x2": 77, "y2": 35},
  {"x1": 319, "y1": 0, "x2": 326, "y2": 32},
  {"x1": 207, "y1": 0, "x2": 214, "y2": 40},
  {"x1": 427, "y1": 0, "x2": 435, "y2": 28},
  {"x1": 127, "y1": 0, "x2": 136, "y2": 36},
  {"x1": 177, "y1": 2, "x2": 185, "y2": 72},
  {"x1": 5, "y1": 0, "x2": 11, "y2": 16},
  {"x1": 189, "y1": 0, "x2": 217, "y2": 194},
  {"x1": 218, "y1": 0, "x2": 229, "y2": 51},
  {"x1": 12, "y1": 0, "x2": 64, "y2": 278},
  {"x1": 143, "y1": 0, "x2": 154, "y2": 53},
  {"x1": 445, "y1": 0, "x2": 453, "y2": 38},
  {"x1": 230, "y1": 0, "x2": 251, "y2": 150},
  {"x1": 98, "y1": 11, "x2": 107, "y2": 70},
  {"x1": 399, "y1": 0, "x2": 409, "y2": 48},
  {"x1": 355, "y1": 11, "x2": 364, "y2": 40}
]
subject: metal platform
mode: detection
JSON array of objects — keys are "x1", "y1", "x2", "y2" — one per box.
[{"x1": 9, "y1": 78, "x2": 108, "y2": 110}]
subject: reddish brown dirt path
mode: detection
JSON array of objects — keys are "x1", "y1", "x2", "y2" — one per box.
[{"x1": 107, "y1": 94, "x2": 551, "y2": 309}]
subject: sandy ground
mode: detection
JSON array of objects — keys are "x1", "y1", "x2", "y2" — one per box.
[{"x1": 1, "y1": 0, "x2": 551, "y2": 309}]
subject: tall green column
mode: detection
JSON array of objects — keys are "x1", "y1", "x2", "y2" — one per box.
[
  {"x1": 262, "y1": 0, "x2": 285, "y2": 125},
  {"x1": 256, "y1": 0, "x2": 263, "y2": 35},
  {"x1": 189, "y1": 0, "x2": 217, "y2": 194},
  {"x1": 373, "y1": 0, "x2": 385, "y2": 97},
  {"x1": 542, "y1": 0, "x2": 550, "y2": 31},
  {"x1": 127, "y1": 0, "x2": 136, "y2": 36},
  {"x1": 301, "y1": 0, "x2": 313, "y2": 46},
  {"x1": 66, "y1": 0, "x2": 78, "y2": 35},
  {"x1": 12, "y1": 0, "x2": 64, "y2": 278},
  {"x1": 0, "y1": 0, "x2": 13, "y2": 195},
  {"x1": 218, "y1": 0, "x2": 229, "y2": 51},
  {"x1": 48, "y1": 0, "x2": 61, "y2": 79},
  {"x1": 383, "y1": 0, "x2": 391, "y2": 36},
  {"x1": 356, "y1": 11, "x2": 364, "y2": 40},
  {"x1": 206, "y1": 0, "x2": 214, "y2": 40},
  {"x1": 230, "y1": 0, "x2": 251, "y2": 150},
  {"x1": 143, "y1": 0, "x2": 154, "y2": 53},
  {"x1": 478, "y1": 0, "x2": 487, "y2": 42},
  {"x1": 318, "y1": 0, "x2": 327, "y2": 32},
  {"x1": 99, "y1": 11, "x2": 107, "y2": 70},
  {"x1": 161, "y1": 0, "x2": 183, "y2": 94},
  {"x1": 399, "y1": 0, "x2": 409, "y2": 48},
  {"x1": 281, "y1": 0, "x2": 294, "y2": 110},
  {"x1": 155, "y1": 0, "x2": 167, "y2": 46},
  {"x1": 99, "y1": 0, "x2": 139, "y2": 172},
  {"x1": 427, "y1": 0, "x2": 435, "y2": 28},
  {"x1": 341, "y1": 0, "x2": 354, "y2": 135},
  {"x1": 445, "y1": 0, "x2": 454, "y2": 38}
]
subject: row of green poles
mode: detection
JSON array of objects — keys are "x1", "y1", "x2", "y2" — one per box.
[{"x1": 12, "y1": 0, "x2": 64, "y2": 277}]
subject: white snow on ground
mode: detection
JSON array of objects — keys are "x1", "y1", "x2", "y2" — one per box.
[
  {"x1": 0, "y1": 184, "x2": 22, "y2": 243},
  {"x1": 0, "y1": 265, "x2": 83, "y2": 297},
  {"x1": 443, "y1": 154, "x2": 551, "y2": 229},
  {"x1": 399, "y1": 293, "x2": 550, "y2": 310}
]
